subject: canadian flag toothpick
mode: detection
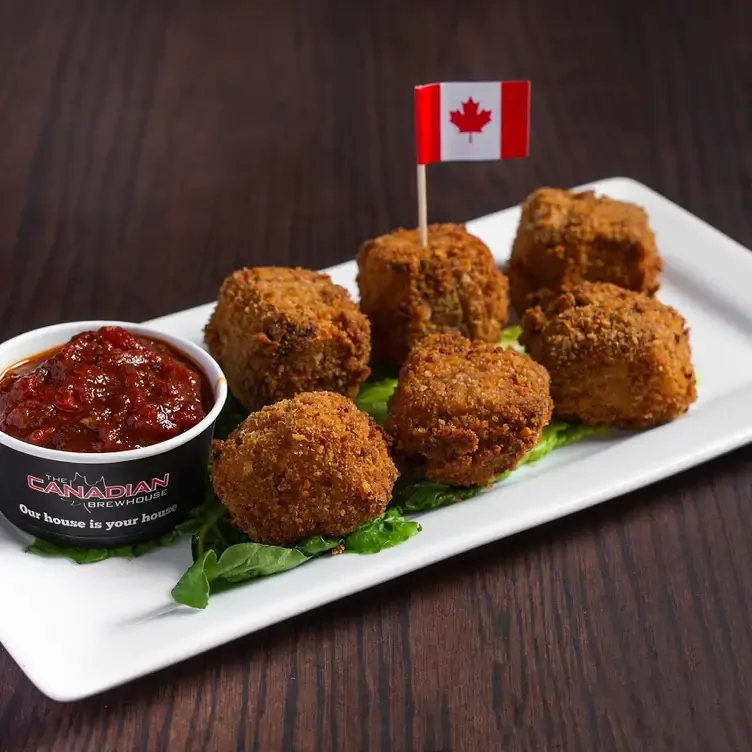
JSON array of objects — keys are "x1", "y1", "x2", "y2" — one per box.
[{"x1": 414, "y1": 80, "x2": 531, "y2": 245}]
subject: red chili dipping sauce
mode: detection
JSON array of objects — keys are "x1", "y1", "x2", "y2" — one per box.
[{"x1": 0, "y1": 326, "x2": 213, "y2": 453}]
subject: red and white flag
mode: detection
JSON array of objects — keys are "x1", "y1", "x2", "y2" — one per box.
[{"x1": 414, "y1": 81, "x2": 531, "y2": 165}]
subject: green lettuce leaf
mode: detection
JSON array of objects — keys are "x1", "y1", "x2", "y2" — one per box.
[
  {"x1": 172, "y1": 505, "x2": 419, "y2": 607},
  {"x1": 394, "y1": 478, "x2": 480, "y2": 513},
  {"x1": 498, "y1": 325, "x2": 525, "y2": 353},
  {"x1": 171, "y1": 550, "x2": 215, "y2": 608},
  {"x1": 171, "y1": 543, "x2": 312, "y2": 609},
  {"x1": 523, "y1": 420, "x2": 601, "y2": 465},
  {"x1": 353, "y1": 379, "x2": 398, "y2": 426},
  {"x1": 297, "y1": 535, "x2": 342, "y2": 556},
  {"x1": 343, "y1": 507, "x2": 421, "y2": 553}
]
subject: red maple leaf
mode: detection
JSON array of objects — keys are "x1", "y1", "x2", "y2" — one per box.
[{"x1": 449, "y1": 98, "x2": 492, "y2": 143}]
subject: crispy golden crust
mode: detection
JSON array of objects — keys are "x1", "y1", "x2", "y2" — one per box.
[
  {"x1": 356, "y1": 223, "x2": 509, "y2": 366},
  {"x1": 205, "y1": 267, "x2": 371, "y2": 412},
  {"x1": 520, "y1": 282, "x2": 696, "y2": 428},
  {"x1": 385, "y1": 333, "x2": 553, "y2": 487},
  {"x1": 508, "y1": 188, "x2": 662, "y2": 314},
  {"x1": 212, "y1": 391, "x2": 397, "y2": 546}
]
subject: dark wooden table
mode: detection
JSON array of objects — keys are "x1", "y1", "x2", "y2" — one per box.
[{"x1": 2, "y1": 1, "x2": 752, "y2": 749}]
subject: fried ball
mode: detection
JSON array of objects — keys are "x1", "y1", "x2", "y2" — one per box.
[
  {"x1": 520, "y1": 282, "x2": 696, "y2": 428},
  {"x1": 356, "y1": 223, "x2": 509, "y2": 366},
  {"x1": 508, "y1": 188, "x2": 662, "y2": 314},
  {"x1": 212, "y1": 391, "x2": 398, "y2": 546},
  {"x1": 385, "y1": 333, "x2": 553, "y2": 487},
  {"x1": 205, "y1": 267, "x2": 370, "y2": 412}
]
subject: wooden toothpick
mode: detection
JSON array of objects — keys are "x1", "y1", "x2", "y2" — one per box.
[{"x1": 417, "y1": 164, "x2": 428, "y2": 247}]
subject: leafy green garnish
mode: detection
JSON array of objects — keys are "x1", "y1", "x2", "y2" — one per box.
[
  {"x1": 296, "y1": 535, "x2": 342, "y2": 556},
  {"x1": 172, "y1": 544, "x2": 311, "y2": 609},
  {"x1": 498, "y1": 325, "x2": 525, "y2": 353},
  {"x1": 171, "y1": 551, "x2": 214, "y2": 608},
  {"x1": 394, "y1": 478, "x2": 480, "y2": 513},
  {"x1": 524, "y1": 420, "x2": 601, "y2": 464},
  {"x1": 171, "y1": 505, "x2": 419, "y2": 608},
  {"x1": 353, "y1": 379, "x2": 398, "y2": 426},
  {"x1": 343, "y1": 507, "x2": 421, "y2": 553}
]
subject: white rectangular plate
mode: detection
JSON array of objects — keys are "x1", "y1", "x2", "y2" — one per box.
[{"x1": 3, "y1": 177, "x2": 752, "y2": 702}]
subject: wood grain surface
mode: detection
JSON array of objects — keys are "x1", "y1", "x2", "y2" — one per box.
[{"x1": 2, "y1": 0, "x2": 752, "y2": 750}]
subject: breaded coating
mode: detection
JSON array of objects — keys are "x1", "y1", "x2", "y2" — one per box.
[
  {"x1": 385, "y1": 333, "x2": 553, "y2": 487},
  {"x1": 520, "y1": 282, "x2": 696, "y2": 428},
  {"x1": 205, "y1": 267, "x2": 370, "y2": 412},
  {"x1": 212, "y1": 391, "x2": 398, "y2": 546},
  {"x1": 356, "y1": 223, "x2": 509, "y2": 366},
  {"x1": 508, "y1": 188, "x2": 662, "y2": 314}
]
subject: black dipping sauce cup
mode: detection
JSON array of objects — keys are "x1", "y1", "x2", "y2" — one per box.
[{"x1": 0, "y1": 321, "x2": 228, "y2": 548}]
